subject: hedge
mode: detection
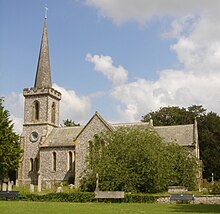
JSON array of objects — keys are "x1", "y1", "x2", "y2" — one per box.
[{"x1": 18, "y1": 192, "x2": 157, "y2": 203}]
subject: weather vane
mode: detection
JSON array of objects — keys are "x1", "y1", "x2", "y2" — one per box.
[{"x1": 45, "y1": 5, "x2": 48, "y2": 19}]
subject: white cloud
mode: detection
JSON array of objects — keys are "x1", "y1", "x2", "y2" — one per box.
[
  {"x1": 99, "y1": 4, "x2": 220, "y2": 121},
  {"x1": 53, "y1": 84, "x2": 91, "y2": 125},
  {"x1": 2, "y1": 92, "x2": 24, "y2": 134},
  {"x1": 111, "y1": 71, "x2": 220, "y2": 122},
  {"x1": 85, "y1": 0, "x2": 220, "y2": 25},
  {"x1": 86, "y1": 53, "x2": 128, "y2": 85}
]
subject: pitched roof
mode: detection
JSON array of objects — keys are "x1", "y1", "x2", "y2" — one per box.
[
  {"x1": 41, "y1": 126, "x2": 84, "y2": 148},
  {"x1": 34, "y1": 18, "x2": 52, "y2": 89},
  {"x1": 154, "y1": 124, "x2": 195, "y2": 146},
  {"x1": 75, "y1": 112, "x2": 114, "y2": 140}
]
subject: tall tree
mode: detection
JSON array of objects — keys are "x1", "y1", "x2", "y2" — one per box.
[
  {"x1": 142, "y1": 105, "x2": 220, "y2": 181},
  {"x1": 142, "y1": 105, "x2": 206, "y2": 125},
  {"x1": 0, "y1": 98, "x2": 23, "y2": 181},
  {"x1": 81, "y1": 127, "x2": 198, "y2": 193},
  {"x1": 198, "y1": 112, "x2": 220, "y2": 180}
]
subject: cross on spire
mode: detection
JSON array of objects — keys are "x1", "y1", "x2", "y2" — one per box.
[{"x1": 45, "y1": 6, "x2": 48, "y2": 19}]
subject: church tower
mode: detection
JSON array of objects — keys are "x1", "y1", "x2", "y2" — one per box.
[{"x1": 18, "y1": 17, "x2": 61, "y2": 185}]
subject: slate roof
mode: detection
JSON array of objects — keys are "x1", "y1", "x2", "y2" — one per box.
[
  {"x1": 111, "y1": 122, "x2": 150, "y2": 129},
  {"x1": 41, "y1": 112, "x2": 196, "y2": 148},
  {"x1": 41, "y1": 126, "x2": 84, "y2": 148},
  {"x1": 154, "y1": 124, "x2": 195, "y2": 146}
]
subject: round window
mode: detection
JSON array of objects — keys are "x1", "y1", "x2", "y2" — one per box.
[{"x1": 30, "y1": 131, "x2": 39, "y2": 142}]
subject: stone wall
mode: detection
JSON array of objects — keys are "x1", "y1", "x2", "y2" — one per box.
[
  {"x1": 75, "y1": 114, "x2": 110, "y2": 187},
  {"x1": 156, "y1": 195, "x2": 220, "y2": 204},
  {"x1": 194, "y1": 195, "x2": 220, "y2": 204},
  {"x1": 40, "y1": 146, "x2": 75, "y2": 188}
]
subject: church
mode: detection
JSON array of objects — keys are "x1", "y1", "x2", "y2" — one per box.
[{"x1": 17, "y1": 17, "x2": 199, "y2": 189}]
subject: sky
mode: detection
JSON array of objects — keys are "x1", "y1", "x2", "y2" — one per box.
[{"x1": 1, "y1": 0, "x2": 220, "y2": 134}]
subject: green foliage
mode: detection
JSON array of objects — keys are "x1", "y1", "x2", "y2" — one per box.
[
  {"x1": 81, "y1": 127, "x2": 198, "y2": 193},
  {"x1": 0, "y1": 98, "x2": 23, "y2": 180},
  {"x1": 14, "y1": 192, "x2": 158, "y2": 203},
  {"x1": 198, "y1": 112, "x2": 220, "y2": 181},
  {"x1": 142, "y1": 105, "x2": 205, "y2": 126},
  {"x1": 124, "y1": 193, "x2": 156, "y2": 203},
  {"x1": 142, "y1": 105, "x2": 220, "y2": 181},
  {"x1": 212, "y1": 181, "x2": 220, "y2": 194},
  {"x1": 19, "y1": 192, "x2": 95, "y2": 202},
  {"x1": 62, "y1": 119, "x2": 80, "y2": 127}
]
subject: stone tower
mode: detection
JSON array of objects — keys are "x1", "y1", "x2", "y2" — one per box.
[{"x1": 18, "y1": 17, "x2": 61, "y2": 185}]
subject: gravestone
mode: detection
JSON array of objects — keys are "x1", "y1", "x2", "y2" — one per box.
[
  {"x1": 8, "y1": 181, "x2": 12, "y2": 191},
  {"x1": 2, "y1": 183, "x2": 7, "y2": 191},
  {"x1": 56, "y1": 183, "x2": 63, "y2": 193},
  {"x1": 56, "y1": 186, "x2": 63, "y2": 193},
  {"x1": 69, "y1": 184, "x2": 74, "y2": 190},
  {"x1": 30, "y1": 184, "x2": 34, "y2": 193}
]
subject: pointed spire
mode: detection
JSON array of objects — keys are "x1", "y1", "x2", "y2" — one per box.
[{"x1": 34, "y1": 17, "x2": 52, "y2": 89}]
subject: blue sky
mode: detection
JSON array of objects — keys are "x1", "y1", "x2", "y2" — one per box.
[{"x1": 1, "y1": 0, "x2": 220, "y2": 133}]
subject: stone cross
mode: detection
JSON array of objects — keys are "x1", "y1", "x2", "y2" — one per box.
[
  {"x1": 45, "y1": 6, "x2": 48, "y2": 19},
  {"x1": 38, "y1": 173, "x2": 42, "y2": 192},
  {"x1": 95, "y1": 173, "x2": 99, "y2": 191}
]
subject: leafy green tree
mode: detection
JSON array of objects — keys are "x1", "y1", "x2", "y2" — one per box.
[
  {"x1": 142, "y1": 105, "x2": 220, "y2": 181},
  {"x1": 62, "y1": 119, "x2": 80, "y2": 127},
  {"x1": 80, "y1": 127, "x2": 198, "y2": 193},
  {"x1": 0, "y1": 98, "x2": 23, "y2": 181},
  {"x1": 141, "y1": 105, "x2": 206, "y2": 125},
  {"x1": 198, "y1": 112, "x2": 220, "y2": 180}
]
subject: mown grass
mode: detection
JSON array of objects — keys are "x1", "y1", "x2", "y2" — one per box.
[{"x1": 0, "y1": 201, "x2": 220, "y2": 214}]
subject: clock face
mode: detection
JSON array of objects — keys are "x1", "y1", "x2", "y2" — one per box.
[{"x1": 30, "y1": 131, "x2": 39, "y2": 142}]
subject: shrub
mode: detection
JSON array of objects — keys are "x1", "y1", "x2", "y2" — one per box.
[
  {"x1": 18, "y1": 192, "x2": 157, "y2": 203},
  {"x1": 20, "y1": 192, "x2": 95, "y2": 202},
  {"x1": 212, "y1": 181, "x2": 220, "y2": 194}
]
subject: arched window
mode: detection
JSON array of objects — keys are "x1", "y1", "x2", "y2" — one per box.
[
  {"x1": 68, "y1": 151, "x2": 73, "y2": 171},
  {"x1": 34, "y1": 158, "x2": 39, "y2": 172},
  {"x1": 32, "y1": 101, "x2": 40, "y2": 121},
  {"x1": 30, "y1": 158, "x2": 34, "y2": 171},
  {"x1": 51, "y1": 102, "x2": 56, "y2": 124},
  {"x1": 52, "y1": 152, "x2": 56, "y2": 171}
]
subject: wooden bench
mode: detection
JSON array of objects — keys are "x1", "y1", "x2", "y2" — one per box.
[
  {"x1": 170, "y1": 194, "x2": 194, "y2": 204},
  {"x1": 95, "y1": 191, "x2": 125, "y2": 201},
  {"x1": 0, "y1": 191, "x2": 20, "y2": 200}
]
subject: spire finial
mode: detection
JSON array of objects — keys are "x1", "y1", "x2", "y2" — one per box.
[{"x1": 45, "y1": 5, "x2": 48, "y2": 19}]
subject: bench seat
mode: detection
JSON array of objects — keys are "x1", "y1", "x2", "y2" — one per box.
[{"x1": 0, "y1": 191, "x2": 20, "y2": 200}]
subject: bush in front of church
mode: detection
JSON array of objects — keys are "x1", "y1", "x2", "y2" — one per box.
[{"x1": 80, "y1": 127, "x2": 199, "y2": 193}]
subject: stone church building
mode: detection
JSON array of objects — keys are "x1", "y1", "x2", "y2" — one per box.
[{"x1": 17, "y1": 18, "x2": 199, "y2": 188}]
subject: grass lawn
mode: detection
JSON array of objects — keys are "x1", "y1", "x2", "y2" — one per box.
[{"x1": 0, "y1": 201, "x2": 220, "y2": 214}]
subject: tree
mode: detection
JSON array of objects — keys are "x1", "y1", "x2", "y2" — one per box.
[
  {"x1": 142, "y1": 105, "x2": 220, "y2": 181},
  {"x1": 80, "y1": 127, "x2": 198, "y2": 193},
  {"x1": 0, "y1": 98, "x2": 23, "y2": 181},
  {"x1": 141, "y1": 105, "x2": 206, "y2": 125},
  {"x1": 198, "y1": 112, "x2": 220, "y2": 180},
  {"x1": 62, "y1": 119, "x2": 80, "y2": 127}
]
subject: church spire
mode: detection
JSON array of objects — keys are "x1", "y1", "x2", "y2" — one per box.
[{"x1": 34, "y1": 16, "x2": 52, "y2": 89}]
